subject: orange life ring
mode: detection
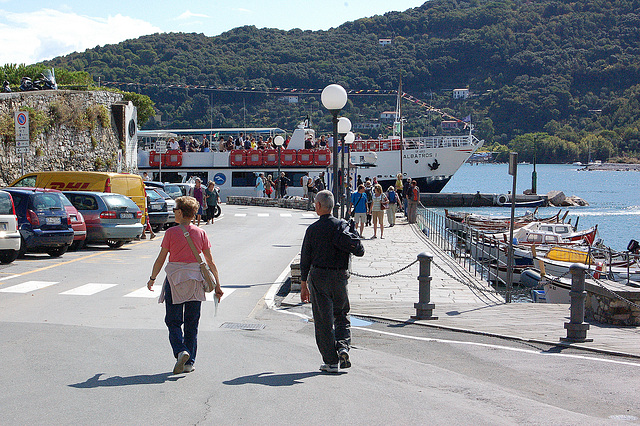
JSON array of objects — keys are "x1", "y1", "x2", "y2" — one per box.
[
  {"x1": 246, "y1": 150, "x2": 263, "y2": 166},
  {"x1": 263, "y1": 149, "x2": 278, "y2": 166},
  {"x1": 314, "y1": 149, "x2": 331, "y2": 166},
  {"x1": 281, "y1": 149, "x2": 297, "y2": 166},
  {"x1": 368, "y1": 141, "x2": 379, "y2": 151},
  {"x1": 229, "y1": 150, "x2": 247, "y2": 166},
  {"x1": 297, "y1": 149, "x2": 314, "y2": 166},
  {"x1": 354, "y1": 141, "x2": 365, "y2": 151},
  {"x1": 165, "y1": 149, "x2": 182, "y2": 167},
  {"x1": 380, "y1": 140, "x2": 392, "y2": 151}
]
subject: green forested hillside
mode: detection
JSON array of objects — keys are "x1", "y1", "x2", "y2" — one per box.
[{"x1": 14, "y1": 0, "x2": 640, "y2": 162}]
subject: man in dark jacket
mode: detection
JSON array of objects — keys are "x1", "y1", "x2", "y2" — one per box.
[{"x1": 300, "y1": 190, "x2": 351, "y2": 373}]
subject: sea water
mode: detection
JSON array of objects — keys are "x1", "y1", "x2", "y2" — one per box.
[{"x1": 441, "y1": 163, "x2": 640, "y2": 251}]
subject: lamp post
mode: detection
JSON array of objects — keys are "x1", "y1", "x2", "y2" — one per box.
[
  {"x1": 343, "y1": 131, "x2": 355, "y2": 219},
  {"x1": 321, "y1": 84, "x2": 348, "y2": 217},
  {"x1": 274, "y1": 135, "x2": 284, "y2": 199},
  {"x1": 337, "y1": 117, "x2": 352, "y2": 218}
]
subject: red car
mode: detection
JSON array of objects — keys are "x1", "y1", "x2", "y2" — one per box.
[{"x1": 11, "y1": 187, "x2": 86, "y2": 251}]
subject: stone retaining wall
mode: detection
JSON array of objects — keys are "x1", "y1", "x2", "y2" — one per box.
[
  {"x1": 226, "y1": 195, "x2": 314, "y2": 211},
  {"x1": 0, "y1": 90, "x2": 129, "y2": 185},
  {"x1": 585, "y1": 286, "x2": 640, "y2": 326}
]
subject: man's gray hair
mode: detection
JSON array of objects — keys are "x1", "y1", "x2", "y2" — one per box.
[{"x1": 315, "y1": 190, "x2": 334, "y2": 211}]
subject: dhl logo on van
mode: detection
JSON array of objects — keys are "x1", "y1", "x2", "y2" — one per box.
[{"x1": 49, "y1": 182, "x2": 91, "y2": 190}]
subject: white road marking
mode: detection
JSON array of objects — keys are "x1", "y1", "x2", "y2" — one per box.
[
  {"x1": 235, "y1": 213, "x2": 247, "y2": 217},
  {"x1": 353, "y1": 327, "x2": 640, "y2": 367},
  {"x1": 60, "y1": 283, "x2": 117, "y2": 296},
  {"x1": 302, "y1": 213, "x2": 315, "y2": 218},
  {"x1": 280, "y1": 213, "x2": 292, "y2": 217},
  {"x1": 257, "y1": 213, "x2": 269, "y2": 217},
  {"x1": 125, "y1": 285, "x2": 161, "y2": 298},
  {"x1": 0, "y1": 281, "x2": 58, "y2": 293},
  {"x1": 206, "y1": 288, "x2": 235, "y2": 302}
]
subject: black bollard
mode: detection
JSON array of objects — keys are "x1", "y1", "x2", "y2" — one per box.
[
  {"x1": 411, "y1": 252, "x2": 438, "y2": 320},
  {"x1": 560, "y1": 263, "x2": 593, "y2": 343}
]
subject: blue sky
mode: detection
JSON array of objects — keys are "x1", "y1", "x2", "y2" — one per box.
[{"x1": 0, "y1": 0, "x2": 425, "y2": 66}]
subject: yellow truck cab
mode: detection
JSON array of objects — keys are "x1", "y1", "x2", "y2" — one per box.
[{"x1": 9, "y1": 172, "x2": 147, "y2": 223}]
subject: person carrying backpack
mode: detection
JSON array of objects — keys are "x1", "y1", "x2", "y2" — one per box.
[{"x1": 385, "y1": 186, "x2": 400, "y2": 227}]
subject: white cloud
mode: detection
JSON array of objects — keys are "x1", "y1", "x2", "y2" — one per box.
[
  {"x1": 176, "y1": 10, "x2": 210, "y2": 20},
  {"x1": 0, "y1": 8, "x2": 161, "y2": 65},
  {"x1": 234, "y1": 8, "x2": 252, "y2": 14}
]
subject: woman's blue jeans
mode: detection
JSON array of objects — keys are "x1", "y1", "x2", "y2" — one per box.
[{"x1": 164, "y1": 280, "x2": 201, "y2": 365}]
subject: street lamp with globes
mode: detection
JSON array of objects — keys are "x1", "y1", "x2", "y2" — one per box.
[
  {"x1": 337, "y1": 117, "x2": 352, "y2": 217},
  {"x1": 321, "y1": 84, "x2": 348, "y2": 217},
  {"x1": 342, "y1": 131, "x2": 355, "y2": 219},
  {"x1": 274, "y1": 135, "x2": 284, "y2": 198}
]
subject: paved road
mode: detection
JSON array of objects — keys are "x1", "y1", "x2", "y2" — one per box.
[{"x1": 0, "y1": 205, "x2": 639, "y2": 425}]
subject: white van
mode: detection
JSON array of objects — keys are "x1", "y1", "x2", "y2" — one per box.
[{"x1": 0, "y1": 190, "x2": 22, "y2": 264}]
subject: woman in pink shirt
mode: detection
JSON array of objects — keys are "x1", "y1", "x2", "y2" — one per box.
[{"x1": 147, "y1": 196, "x2": 223, "y2": 374}]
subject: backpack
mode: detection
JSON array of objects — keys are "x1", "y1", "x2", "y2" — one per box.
[
  {"x1": 388, "y1": 191, "x2": 396, "y2": 203},
  {"x1": 333, "y1": 219, "x2": 365, "y2": 257}
]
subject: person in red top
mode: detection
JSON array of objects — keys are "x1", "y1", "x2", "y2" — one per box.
[
  {"x1": 407, "y1": 180, "x2": 420, "y2": 224},
  {"x1": 147, "y1": 196, "x2": 223, "y2": 374}
]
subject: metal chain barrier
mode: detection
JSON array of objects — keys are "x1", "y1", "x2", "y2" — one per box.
[
  {"x1": 351, "y1": 259, "x2": 419, "y2": 279},
  {"x1": 586, "y1": 270, "x2": 640, "y2": 310}
]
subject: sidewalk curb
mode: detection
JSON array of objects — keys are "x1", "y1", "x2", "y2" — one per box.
[{"x1": 350, "y1": 312, "x2": 640, "y2": 360}]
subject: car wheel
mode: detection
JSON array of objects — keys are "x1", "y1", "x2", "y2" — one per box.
[
  {"x1": 17, "y1": 237, "x2": 27, "y2": 258},
  {"x1": 47, "y1": 245, "x2": 69, "y2": 258},
  {"x1": 0, "y1": 249, "x2": 18, "y2": 264},
  {"x1": 106, "y1": 240, "x2": 125, "y2": 249},
  {"x1": 214, "y1": 205, "x2": 221, "y2": 218},
  {"x1": 69, "y1": 239, "x2": 85, "y2": 251}
]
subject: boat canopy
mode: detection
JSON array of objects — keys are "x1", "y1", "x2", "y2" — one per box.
[{"x1": 139, "y1": 127, "x2": 286, "y2": 138}]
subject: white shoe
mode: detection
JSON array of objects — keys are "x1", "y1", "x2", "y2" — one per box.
[
  {"x1": 183, "y1": 364, "x2": 195, "y2": 373},
  {"x1": 320, "y1": 363, "x2": 339, "y2": 373},
  {"x1": 173, "y1": 351, "x2": 190, "y2": 374}
]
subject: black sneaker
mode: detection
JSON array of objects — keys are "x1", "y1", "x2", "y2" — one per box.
[{"x1": 338, "y1": 349, "x2": 351, "y2": 369}]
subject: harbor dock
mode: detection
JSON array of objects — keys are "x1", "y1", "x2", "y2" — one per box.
[
  {"x1": 419, "y1": 192, "x2": 547, "y2": 207},
  {"x1": 279, "y1": 206, "x2": 640, "y2": 358}
]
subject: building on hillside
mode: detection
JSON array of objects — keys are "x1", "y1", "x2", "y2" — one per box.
[
  {"x1": 353, "y1": 121, "x2": 381, "y2": 130},
  {"x1": 453, "y1": 89, "x2": 470, "y2": 99},
  {"x1": 441, "y1": 121, "x2": 460, "y2": 131},
  {"x1": 278, "y1": 95, "x2": 299, "y2": 104},
  {"x1": 378, "y1": 38, "x2": 392, "y2": 46},
  {"x1": 380, "y1": 111, "x2": 396, "y2": 122}
]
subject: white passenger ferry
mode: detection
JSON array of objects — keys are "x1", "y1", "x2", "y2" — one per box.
[{"x1": 137, "y1": 123, "x2": 484, "y2": 201}]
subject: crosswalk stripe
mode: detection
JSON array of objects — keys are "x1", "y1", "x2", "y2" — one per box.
[
  {"x1": 0, "y1": 281, "x2": 58, "y2": 293},
  {"x1": 125, "y1": 285, "x2": 236, "y2": 302},
  {"x1": 60, "y1": 283, "x2": 117, "y2": 296},
  {"x1": 124, "y1": 284, "x2": 161, "y2": 298},
  {"x1": 206, "y1": 288, "x2": 235, "y2": 302}
]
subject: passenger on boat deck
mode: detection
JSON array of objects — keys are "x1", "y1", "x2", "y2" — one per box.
[
  {"x1": 178, "y1": 137, "x2": 187, "y2": 152},
  {"x1": 169, "y1": 138, "x2": 179, "y2": 151},
  {"x1": 202, "y1": 137, "x2": 209, "y2": 152}
]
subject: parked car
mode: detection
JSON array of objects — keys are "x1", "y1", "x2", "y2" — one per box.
[
  {"x1": 64, "y1": 191, "x2": 144, "y2": 248},
  {"x1": 173, "y1": 183, "x2": 194, "y2": 197},
  {"x1": 0, "y1": 190, "x2": 22, "y2": 264},
  {"x1": 144, "y1": 181, "x2": 183, "y2": 199},
  {"x1": 4, "y1": 188, "x2": 74, "y2": 257},
  {"x1": 145, "y1": 188, "x2": 169, "y2": 232},
  {"x1": 59, "y1": 192, "x2": 87, "y2": 251},
  {"x1": 146, "y1": 187, "x2": 176, "y2": 227}
]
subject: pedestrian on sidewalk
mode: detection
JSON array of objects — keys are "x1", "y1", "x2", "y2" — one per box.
[
  {"x1": 300, "y1": 190, "x2": 352, "y2": 373},
  {"x1": 204, "y1": 182, "x2": 219, "y2": 225},
  {"x1": 147, "y1": 196, "x2": 223, "y2": 375},
  {"x1": 402, "y1": 178, "x2": 412, "y2": 217},
  {"x1": 385, "y1": 186, "x2": 399, "y2": 227},
  {"x1": 188, "y1": 178, "x2": 207, "y2": 226},
  {"x1": 350, "y1": 184, "x2": 367, "y2": 236},
  {"x1": 371, "y1": 184, "x2": 388, "y2": 239},
  {"x1": 364, "y1": 180, "x2": 373, "y2": 226},
  {"x1": 407, "y1": 180, "x2": 420, "y2": 224},
  {"x1": 255, "y1": 173, "x2": 265, "y2": 198}
]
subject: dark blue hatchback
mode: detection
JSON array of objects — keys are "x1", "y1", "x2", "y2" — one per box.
[{"x1": 4, "y1": 188, "x2": 74, "y2": 257}]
